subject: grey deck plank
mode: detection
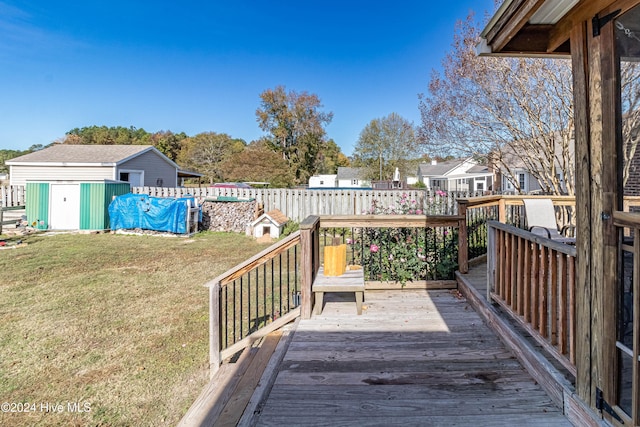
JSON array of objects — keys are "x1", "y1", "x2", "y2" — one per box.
[{"x1": 251, "y1": 289, "x2": 572, "y2": 426}]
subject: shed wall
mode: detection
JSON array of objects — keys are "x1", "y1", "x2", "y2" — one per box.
[
  {"x1": 25, "y1": 182, "x2": 50, "y2": 229},
  {"x1": 10, "y1": 165, "x2": 113, "y2": 187},
  {"x1": 80, "y1": 183, "x2": 131, "y2": 230}
]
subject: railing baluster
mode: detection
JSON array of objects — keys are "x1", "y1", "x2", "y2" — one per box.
[
  {"x1": 539, "y1": 245, "x2": 549, "y2": 338},
  {"x1": 550, "y1": 250, "x2": 558, "y2": 346}
]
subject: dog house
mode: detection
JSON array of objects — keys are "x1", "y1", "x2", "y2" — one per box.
[
  {"x1": 250, "y1": 209, "x2": 289, "y2": 239},
  {"x1": 26, "y1": 181, "x2": 131, "y2": 230}
]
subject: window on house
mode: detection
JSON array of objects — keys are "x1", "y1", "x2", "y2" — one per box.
[
  {"x1": 477, "y1": 182, "x2": 484, "y2": 191},
  {"x1": 320, "y1": 180, "x2": 324, "y2": 185},
  {"x1": 352, "y1": 179, "x2": 358, "y2": 185},
  {"x1": 519, "y1": 173, "x2": 526, "y2": 190},
  {"x1": 119, "y1": 172, "x2": 129, "y2": 181}
]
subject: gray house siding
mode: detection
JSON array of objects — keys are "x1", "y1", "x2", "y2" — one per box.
[{"x1": 118, "y1": 151, "x2": 177, "y2": 187}]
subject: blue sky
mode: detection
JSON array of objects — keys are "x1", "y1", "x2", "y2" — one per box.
[{"x1": 1, "y1": 1, "x2": 495, "y2": 156}]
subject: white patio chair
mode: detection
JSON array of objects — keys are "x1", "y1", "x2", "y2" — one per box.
[{"x1": 523, "y1": 198, "x2": 575, "y2": 244}]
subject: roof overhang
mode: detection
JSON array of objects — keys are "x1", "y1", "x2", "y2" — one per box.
[
  {"x1": 479, "y1": 0, "x2": 620, "y2": 57},
  {"x1": 178, "y1": 169, "x2": 203, "y2": 178}
]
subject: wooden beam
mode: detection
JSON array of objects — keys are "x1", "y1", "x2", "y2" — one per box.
[
  {"x1": 600, "y1": 16, "x2": 620, "y2": 413},
  {"x1": 548, "y1": 0, "x2": 626, "y2": 53},
  {"x1": 488, "y1": 0, "x2": 548, "y2": 54},
  {"x1": 500, "y1": 24, "x2": 568, "y2": 55},
  {"x1": 570, "y1": 19, "x2": 594, "y2": 406}
]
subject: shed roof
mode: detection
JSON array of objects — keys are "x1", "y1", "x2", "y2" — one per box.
[{"x1": 7, "y1": 144, "x2": 178, "y2": 168}]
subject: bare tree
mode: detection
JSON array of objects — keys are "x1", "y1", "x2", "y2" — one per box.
[{"x1": 418, "y1": 15, "x2": 575, "y2": 195}]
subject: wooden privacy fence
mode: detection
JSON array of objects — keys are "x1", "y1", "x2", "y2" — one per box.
[
  {"x1": 133, "y1": 187, "x2": 480, "y2": 222},
  {"x1": 487, "y1": 220, "x2": 576, "y2": 376}
]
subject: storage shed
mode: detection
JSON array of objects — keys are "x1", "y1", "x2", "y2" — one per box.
[
  {"x1": 26, "y1": 181, "x2": 131, "y2": 230},
  {"x1": 250, "y1": 209, "x2": 288, "y2": 239}
]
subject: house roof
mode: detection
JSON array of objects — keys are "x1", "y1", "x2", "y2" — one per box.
[
  {"x1": 336, "y1": 167, "x2": 363, "y2": 181},
  {"x1": 418, "y1": 159, "x2": 468, "y2": 177},
  {"x1": 7, "y1": 144, "x2": 179, "y2": 168}
]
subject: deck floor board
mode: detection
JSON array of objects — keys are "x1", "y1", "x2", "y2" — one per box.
[{"x1": 251, "y1": 289, "x2": 571, "y2": 425}]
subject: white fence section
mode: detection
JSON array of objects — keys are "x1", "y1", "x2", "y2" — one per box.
[
  {"x1": 131, "y1": 187, "x2": 482, "y2": 222},
  {"x1": 2, "y1": 185, "x2": 484, "y2": 222},
  {"x1": 1, "y1": 186, "x2": 25, "y2": 207}
]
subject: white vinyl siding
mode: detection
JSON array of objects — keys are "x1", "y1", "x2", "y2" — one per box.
[
  {"x1": 119, "y1": 151, "x2": 177, "y2": 187},
  {"x1": 9, "y1": 165, "x2": 113, "y2": 187}
]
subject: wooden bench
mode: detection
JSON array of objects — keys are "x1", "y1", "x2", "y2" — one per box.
[{"x1": 313, "y1": 267, "x2": 365, "y2": 315}]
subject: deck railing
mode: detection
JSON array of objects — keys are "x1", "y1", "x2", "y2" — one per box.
[
  {"x1": 207, "y1": 231, "x2": 303, "y2": 373},
  {"x1": 458, "y1": 195, "x2": 577, "y2": 261},
  {"x1": 487, "y1": 220, "x2": 577, "y2": 376},
  {"x1": 299, "y1": 214, "x2": 466, "y2": 318}
]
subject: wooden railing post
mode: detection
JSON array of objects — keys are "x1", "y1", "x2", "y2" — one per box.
[
  {"x1": 300, "y1": 216, "x2": 320, "y2": 319},
  {"x1": 498, "y1": 198, "x2": 507, "y2": 223},
  {"x1": 209, "y1": 282, "x2": 221, "y2": 377},
  {"x1": 458, "y1": 200, "x2": 468, "y2": 274}
]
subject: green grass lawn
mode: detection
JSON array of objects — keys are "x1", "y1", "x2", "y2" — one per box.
[{"x1": 0, "y1": 231, "x2": 270, "y2": 426}]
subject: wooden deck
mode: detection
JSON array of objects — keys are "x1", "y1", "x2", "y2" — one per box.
[{"x1": 244, "y1": 289, "x2": 571, "y2": 426}]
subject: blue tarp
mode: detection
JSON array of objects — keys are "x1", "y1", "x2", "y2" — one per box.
[{"x1": 108, "y1": 193, "x2": 197, "y2": 234}]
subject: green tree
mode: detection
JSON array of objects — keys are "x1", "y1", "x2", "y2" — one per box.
[
  {"x1": 256, "y1": 86, "x2": 333, "y2": 184},
  {"x1": 315, "y1": 140, "x2": 350, "y2": 174},
  {"x1": 177, "y1": 132, "x2": 245, "y2": 184},
  {"x1": 65, "y1": 126, "x2": 152, "y2": 145},
  {"x1": 352, "y1": 113, "x2": 420, "y2": 181},
  {"x1": 221, "y1": 139, "x2": 296, "y2": 188},
  {"x1": 150, "y1": 131, "x2": 188, "y2": 162}
]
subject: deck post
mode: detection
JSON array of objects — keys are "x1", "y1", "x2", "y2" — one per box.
[
  {"x1": 458, "y1": 200, "x2": 468, "y2": 274},
  {"x1": 498, "y1": 198, "x2": 506, "y2": 223},
  {"x1": 209, "y1": 282, "x2": 221, "y2": 377},
  {"x1": 300, "y1": 216, "x2": 320, "y2": 319}
]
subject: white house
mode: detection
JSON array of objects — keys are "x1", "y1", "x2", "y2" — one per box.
[
  {"x1": 308, "y1": 174, "x2": 338, "y2": 188},
  {"x1": 491, "y1": 138, "x2": 574, "y2": 195},
  {"x1": 417, "y1": 158, "x2": 493, "y2": 192},
  {"x1": 6, "y1": 144, "x2": 201, "y2": 187},
  {"x1": 336, "y1": 167, "x2": 371, "y2": 188}
]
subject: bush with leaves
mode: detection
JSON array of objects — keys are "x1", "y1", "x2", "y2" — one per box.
[{"x1": 352, "y1": 194, "x2": 458, "y2": 284}]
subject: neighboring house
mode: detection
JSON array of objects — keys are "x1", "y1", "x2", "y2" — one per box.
[
  {"x1": 6, "y1": 144, "x2": 201, "y2": 187},
  {"x1": 417, "y1": 158, "x2": 493, "y2": 192},
  {"x1": 490, "y1": 137, "x2": 574, "y2": 195},
  {"x1": 308, "y1": 174, "x2": 338, "y2": 188},
  {"x1": 336, "y1": 167, "x2": 371, "y2": 188}
]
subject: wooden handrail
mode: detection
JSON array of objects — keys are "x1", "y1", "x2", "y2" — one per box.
[
  {"x1": 487, "y1": 220, "x2": 576, "y2": 375},
  {"x1": 207, "y1": 230, "x2": 303, "y2": 374},
  {"x1": 207, "y1": 231, "x2": 301, "y2": 287},
  {"x1": 318, "y1": 214, "x2": 464, "y2": 228}
]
